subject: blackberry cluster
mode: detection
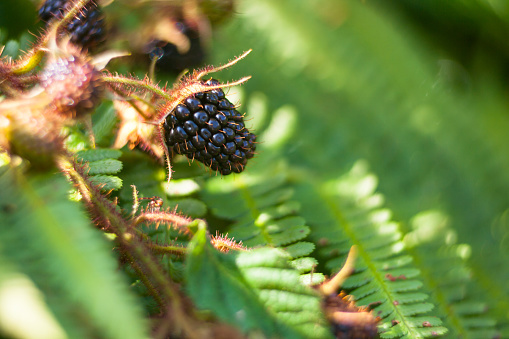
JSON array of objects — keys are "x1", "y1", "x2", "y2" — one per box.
[
  {"x1": 38, "y1": 0, "x2": 105, "y2": 50},
  {"x1": 163, "y1": 79, "x2": 256, "y2": 175}
]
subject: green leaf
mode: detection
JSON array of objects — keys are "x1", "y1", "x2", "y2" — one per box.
[
  {"x1": 236, "y1": 248, "x2": 332, "y2": 339},
  {"x1": 87, "y1": 159, "x2": 123, "y2": 175},
  {"x1": 76, "y1": 148, "x2": 122, "y2": 162},
  {"x1": 282, "y1": 241, "x2": 315, "y2": 259},
  {"x1": 88, "y1": 175, "x2": 123, "y2": 191},
  {"x1": 91, "y1": 102, "x2": 118, "y2": 146},
  {"x1": 185, "y1": 226, "x2": 305, "y2": 338},
  {"x1": 167, "y1": 198, "x2": 207, "y2": 218},
  {"x1": 0, "y1": 167, "x2": 148, "y2": 339}
]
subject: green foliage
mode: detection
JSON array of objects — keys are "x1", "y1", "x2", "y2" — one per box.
[
  {"x1": 293, "y1": 162, "x2": 448, "y2": 338},
  {"x1": 208, "y1": 0, "x2": 509, "y2": 337},
  {"x1": 186, "y1": 226, "x2": 316, "y2": 338},
  {"x1": 2, "y1": 0, "x2": 509, "y2": 338},
  {"x1": 0, "y1": 167, "x2": 147, "y2": 339},
  {"x1": 76, "y1": 148, "x2": 123, "y2": 191}
]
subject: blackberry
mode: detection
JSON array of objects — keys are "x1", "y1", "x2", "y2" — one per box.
[
  {"x1": 163, "y1": 79, "x2": 256, "y2": 175},
  {"x1": 40, "y1": 53, "x2": 103, "y2": 118},
  {"x1": 38, "y1": 0, "x2": 106, "y2": 50},
  {"x1": 148, "y1": 21, "x2": 205, "y2": 74}
]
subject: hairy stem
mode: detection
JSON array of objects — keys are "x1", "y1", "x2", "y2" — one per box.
[
  {"x1": 149, "y1": 243, "x2": 188, "y2": 256},
  {"x1": 102, "y1": 75, "x2": 172, "y2": 101},
  {"x1": 56, "y1": 154, "x2": 201, "y2": 336}
]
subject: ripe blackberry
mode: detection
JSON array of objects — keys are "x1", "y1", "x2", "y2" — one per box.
[
  {"x1": 38, "y1": 0, "x2": 106, "y2": 50},
  {"x1": 163, "y1": 79, "x2": 256, "y2": 175}
]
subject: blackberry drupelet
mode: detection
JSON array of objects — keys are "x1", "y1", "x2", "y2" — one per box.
[
  {"x1": 38, "y1": 0, "x2": 106, "y2": 50},
  {"x1": 163, "y1": 79, "x2": 256, "y2": 175}
]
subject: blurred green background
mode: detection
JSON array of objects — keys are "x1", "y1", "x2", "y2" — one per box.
[
  {"x1": 206, "y1": 0, "x2": 509, "y2": 335},
  {"x1": 2, "y1": 0, "x2": 509, "y2": 337}
]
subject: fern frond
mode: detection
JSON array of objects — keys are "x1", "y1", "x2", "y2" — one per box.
[
  {"x1": 185, "y1": 226, "x2": 319, "y2": 338},
  {"x1": 201, "y1": 161, "x2": 315, "y2": 264},
  {"x1": 76, "y1": 148, "x2": 123, "y2": 191},
  {"x1": 237, "y1": 249, "x2": 331, "y2": 338},
  {"x1": 0, "y1": 166, "x2": 148, "y2": 338},
  {"x1": 403, "y1": 210, "x2": 500, "y2": 338},
  {"x1": 292, "y1": 161, "x2": 447, "y2": 338},
  {"x1": 213, "y1": 0, "x2": 509, "y2": 330}
]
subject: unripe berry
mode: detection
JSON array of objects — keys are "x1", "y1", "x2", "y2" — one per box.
[{"x1": 40, "y1": 53, "x2": 103, "y2": 118}]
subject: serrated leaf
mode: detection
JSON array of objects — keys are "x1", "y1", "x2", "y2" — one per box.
[
  {"x1": 290, "y1": 257, "x2": 318, "y2": 273},
  {"x1": 87, "y1": 159, "x2": 123, "y2": 175},
  {"x1": 88, "y1": 175, "x2": 123, "y2": 191},
  {"x1": 76, "y1": 148, "x2": 122, "y2": 162},
  {"x1": 236, "y1": 248, "x2": 332, "y2": 339}
]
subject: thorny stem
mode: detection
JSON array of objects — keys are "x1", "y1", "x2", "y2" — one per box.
[
  {"x1": 134, "y1": 212, "x2": 193, "y2": 230},
  {"x1": 149, "y1": 243, "x2": 188, "y2": 256},
  {"x1": 102, "y1": 75, "x2": 172, "y2": 101},
  {"x1": 56, "y1": 154, "x2": 201, "y2": 337},
  {"x1": 55, "y1": 0, "x2": 93, "y2": 34},
  {"x1": 8, "y1": 0, "x2": 92, "y2": 75}
]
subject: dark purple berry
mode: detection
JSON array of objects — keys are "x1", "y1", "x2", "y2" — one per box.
[
  {"x1": 206, "y1": 143, "x2": 221, "y2": 156},
  {"x1": 207, "y1": 119, "x2": 221, "y2": 133},
  {"x1": 191, "y1": 135, "x2": 206, "y2": 149},
  {"x1": 223, "y1": 127, "x2": 235, "y2": 141},
  {"x1": 174, "y1": 126, "x2": 188, "y2": 141},
  {"x1": 211, "y1": 133, "x2": 226, "y2": 146},
  {"x1": 38, "y1": 0, "x2": 106, "y2": 51},
  {"x1": 223, "y1": 142, "x2": 236, "y2": 155},
  {"x1": 162, "y1": 78, "x2": 256, "y2": 174},
  {"x1": 183, "y1": 120, "x2": 199, "y2": 135},
  {"x1": 205, "y1": 92, "x2": 219, "y2": 104},
  {"x1": 215, "y1": 112, "x2": 228, "y2": 126},
  {"x1": 204, "y1": 104, "x2": 217, "y2": 116},
  {"x1": 218, "y1": 99, "x2": 233, "y2": 110},
  {"x1": 200, "y1": 128, "x2": 212, "y2": 140}
]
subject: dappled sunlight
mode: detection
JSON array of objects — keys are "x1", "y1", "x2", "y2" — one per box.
[{"x1": 0, "y1": 275, "x2": 66, "y2": 339}]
